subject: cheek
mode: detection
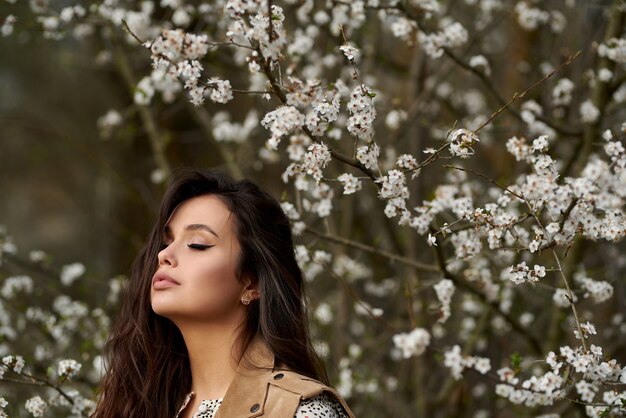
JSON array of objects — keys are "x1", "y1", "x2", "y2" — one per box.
[{"x1": 194, "y1": 256, "x2": 242, "y2": 298}]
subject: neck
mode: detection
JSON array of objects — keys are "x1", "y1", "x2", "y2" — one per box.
[{"x1": 177, "y1": 320, "x2": 245, "y2": 401}]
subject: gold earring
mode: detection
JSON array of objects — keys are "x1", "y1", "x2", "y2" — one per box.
[{"x1": 241, "y1": 294, "x2": 251, "y2": 305}]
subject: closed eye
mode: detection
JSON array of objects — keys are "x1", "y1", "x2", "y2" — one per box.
[{"x1": 187, "y1": 244, "x2": 214, "y2": 250}]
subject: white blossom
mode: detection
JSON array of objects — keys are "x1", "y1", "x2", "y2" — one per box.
[
  {"x1": 57, "y1": 359, "x2": 82, "y2": 380},
  {"x1": 1, "y1": 275, "x2": 33, "y2": 298},
  {"x1": 302, "y1": 142, "x2": 332, "y2": 182},
  {"x1": 261, "y1": 106, "x2": 305, "y2": 150},
  {"x1": 337, "y1": 173, "x2": 362, "y2": 195},
  {"x1": 356, "y1": 143, "x2": 380, "y2": 169},
  {"x1": 97, "y1": 109, "x2": 123, "y2": 139},
  {"x1": 206, "y1": 78, "x2": 233, "y2": 104},
  {"x1": 575, "y1": 274, "x2": 614, "y2": 304},
  {"x1": 347, "y1": 84, "x2": 376, "y2": 140},
  {"x1": 385, "y1": 110, "x2": 407, "y2": 130},
  {"x1": 433, "y1": 278, "x2": 455, "y2": 323},
  {"x1": 1, "y1": 15, "x2": 16, "y2": 37},
  {"x1": 376, "y1": 170, "x2": 408, "y2": 200},
  {"x1": 515, "y1": 2, "x2": 549, "y2": 31},
  {"x1": 418, "y1": 22, "x2": 468, "y2": 59},
  {"x1": 134, "y1": 76, "x2": 155, "y2": 105},
  {"x1": 150, "y1": 29, "x2": 209, "y2": 62},
  {"x1": 469, "y1": 55, "x2": 491, "y2": 75},
  {"x1": 597, "y1": 37, "x2": 626, "y2": 64},
  {"x1": 553, "y1": 288, "x2": 576, "y2": 307},
  {"x1": 392, "y1": 327, "x2": 430, "y2": 358},
  {"x1": 448, "y1": 129, "x2": 480, "y2": 158},
  {"x1": 552, "y1": 78, "x2": 574, "y2": 106},
  {"x1": 580, "y1": 100, "x2": 600, "y2": 124},
  {"x1": 598, "y1": 68, "x2": 613, "y2": 83},
  {"x1": 60, "y1": 262, "x2": 85, "y2": 286},
  {"x1": 2, "y1": 355, "x2": 25, "y2": 374},
  {"x1": 25, "y1": 396, "x2": 47, "y2": 417},
  {"x1": 427, "y1": 233, "x2": 437, "y2": 247},
  {"x1": 339, "y1": 44, "x2": 360, "y2": 62}
]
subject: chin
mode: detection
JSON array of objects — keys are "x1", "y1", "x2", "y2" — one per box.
[{"x1": 150, "y1": 297, "x2": 176, "y2": 318}]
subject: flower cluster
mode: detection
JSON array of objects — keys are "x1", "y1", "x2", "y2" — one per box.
[
  {"x1": 495, "y1": 367, "x2": 564, "y2": 407},
  {"x1": 57, "y1": 359, "x2": 82, "y2": 380},
  {"x1": 283, "y1": 142, "x2": 332, "y2": 185},
  {"x1": 140, "y1": 28, "x2": 234, "y2": 106},
  {"x1": 377, "y1": 170, "x2": 409, "y2": 200},
  {"x1": 149, "y1": 29, "x2": 209, "y2": 61},
  {"x1": 520, "y1": 100, "x2": 555, "y2": 137},
  {"x1": 396, "y1": 153, "x2": 418, "y2": 171},
  {"x1": 211, "y1": 110, "x2": 258, "y2": 143},
  {"x1": 385, "y1": 110, "x2": 408, "y2": 130},
  {"x1": 448, "y1": 128, "x2": 480, "y2": 158},
  {"x1": 392, "y1": 327, "x2": 431, "y2": 358},
  {"x1": 339, "y1": 44, "x2": 360, "y2": 63},
  {"x1": 347, "y1": 84, "x2": 377, "y2": 140},
  {"x1": 306, "y1": 95, "x2": 341, "y2": 137},
  {"x1": 247, "y1": 5, "x2": 287, "y2": 62},
  {"x1": 469, "y1": 55, "x2": 491, "y2": 75},
  {"x1": 0, "y1": 397, "x2": 7, "y2": 418},
  {"x1": 1, "y1": 15, "x2": 16, "y2": 37},
  {"x1": 302, "y1": 143, "x2": 332, "y2": 182},
  {"x1": 97, "y1": 109, "x2": 123, "y2": 139},
  {"x1": 497, "y1": 343, "x2": 626, "y2": 410},
  {"x1": 261, "y1": 106, "x2": 305, "y2": 149},
  {"x1": 433, "y1": 278, "x2": 455, "y2": 323},
  {"x1": 418, "y1": 22, "x2": 468, "y2": 59},
  {"x1": 337, "y1": 173, "x2": 362, "y2": 195},
  {"x1": 443, "y1": 345, "x2": 491, "y2": 380},
  {"x1": 574, "y1": 273, "x2": 614, "y2": 304},
  {"x1": 508, "y1": 262, "x2": 546, "y2": 284},
  {"x1": 574, "y1": 321, "x2": 597, "y2": 340},
  {"x1": 597, "y1": 37, "x2": 626, "y2": 64},
  {"x1": 25, "y1": 396, "x2": 47, "y2": 417},
  {"x1": 1, "y1": 355, "x2": 25, "y2": 375},
  {"x1": 552, "y1": 78, "x2": 574, "y2": 106},
  {"x1": 514, "y1": 1, "x2": 549, "y2": 31},
  {"x1": 60, "y1": 262, "x2": 85, "y2": 286},
  {"x1": 1, "y1": 275, "x2": 33, "y2": 298},
  {"x1": 356, "y1": 143, "x2": 380, "y2": 170},
  {"x1": 580, "y1": 99, "x2": 600, "y2": 124},
  {"x1": 206, "y1": 77, "x2": 233, "y2": 104}
]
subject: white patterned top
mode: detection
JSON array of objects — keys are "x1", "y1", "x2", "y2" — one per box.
[{"x1": 175, "y1": 391, "x2": 350, "y2": 418}]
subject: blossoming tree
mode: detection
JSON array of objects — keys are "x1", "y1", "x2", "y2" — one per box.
[{"x1": 1, "y1": 0, "x2": 625, "y2": 416}]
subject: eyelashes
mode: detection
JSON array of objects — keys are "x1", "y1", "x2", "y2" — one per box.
[
  {"x1": 159, "y1": 243, "x2": 214, "y2": 251},
  {"x1": 187, "y1": 244, "x2": 214, "y2": 250}
]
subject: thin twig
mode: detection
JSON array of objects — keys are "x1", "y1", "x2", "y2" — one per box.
[
  {"x1": 443, "y1": 164, "x2": 525, "y2": 200},
  {"x1": 304, "y1": 226, "x2": 439, "y2": 272},
  {"x1": 473, "y1": 51, "x2": 582, "y2": 134}
]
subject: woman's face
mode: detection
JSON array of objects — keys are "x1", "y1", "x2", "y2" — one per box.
[{"x1": 150, "y1": 194, "x2": 251, "y2": 324}]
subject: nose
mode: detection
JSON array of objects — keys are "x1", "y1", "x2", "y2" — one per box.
[{"x1": 157, "y1": 244, "x2": 176, "y2": 267}]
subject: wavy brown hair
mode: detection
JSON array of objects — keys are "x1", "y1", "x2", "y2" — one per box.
[{"x1": 92, "y1": 168, "x2": 328, "y2": 418}]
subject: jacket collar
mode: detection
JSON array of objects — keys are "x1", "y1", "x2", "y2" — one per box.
[{"x1": 214, "y1": 336, "x2": 275, "y2": 418}]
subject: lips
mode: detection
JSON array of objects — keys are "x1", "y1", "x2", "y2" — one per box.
[{"x1": 152, "y1": 272, "x2": 180, "y2": 290}]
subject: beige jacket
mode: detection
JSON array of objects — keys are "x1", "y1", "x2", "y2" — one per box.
[{"x1": 176, "y1": 337, "x2": 356, "y2": 418}]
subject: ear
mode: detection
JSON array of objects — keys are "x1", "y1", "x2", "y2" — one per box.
[{"x1": 242, "y1": 275, "x2": 261, "y2": 301}]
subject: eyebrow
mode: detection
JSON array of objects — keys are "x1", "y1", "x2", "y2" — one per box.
[{"x1": 164, "y1": 224, "x2": 219, "y2": 238}]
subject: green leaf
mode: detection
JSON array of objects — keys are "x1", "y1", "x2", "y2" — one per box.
[{"x1": 510, "y1": 352, "x2": 522, "y2": 373}]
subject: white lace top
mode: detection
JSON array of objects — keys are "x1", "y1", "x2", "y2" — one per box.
[{"x1": 176, "y1": 391, "x2": 350, "y2": 418}]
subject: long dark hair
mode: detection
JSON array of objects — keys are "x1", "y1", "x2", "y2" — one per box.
[{"x1": 92, "y1": 168, "x2": 328, "y2": 418}]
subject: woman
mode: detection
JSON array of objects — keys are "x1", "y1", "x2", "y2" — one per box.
[{"x1": 92, "y1": 168, "x2": 355, "y2": 418}]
